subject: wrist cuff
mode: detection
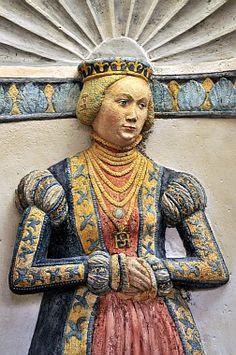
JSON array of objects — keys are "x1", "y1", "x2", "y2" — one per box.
[
  {"x1": 145, "y1": 256, "x2": 173, "y2": 296},
  {"x1": 110, "y1": 254, "x2": 121, "y2": 291},
  {"x1": 118, "y1": 253, "x2": 129, "y2": 292},
  {"x1": 154, "y1": 268, "x2": 173, "y2": 296},
  {"x1": 87, "y1": 251, "x2": 110, "y2": 294}
]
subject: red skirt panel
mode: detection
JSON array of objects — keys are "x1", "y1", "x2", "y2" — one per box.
[{"x1": 92, "y1": 292, "x2": 184, "y2": 355}]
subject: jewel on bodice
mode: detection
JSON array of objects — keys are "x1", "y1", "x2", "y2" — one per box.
[{"x1": 113, "y1": 208, "x2": 126, "y2": 219}]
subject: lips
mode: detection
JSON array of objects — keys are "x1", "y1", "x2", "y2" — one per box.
[{"x1": 122, "y1": 125, "x2": 136, "y2": 130}]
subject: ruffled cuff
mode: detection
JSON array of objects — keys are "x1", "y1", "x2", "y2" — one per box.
[
  {"x1": 145, "y1": 256, "x2": 173, "y2": 296},
  {"x1": 87, "y1": 251, "x2": 111, "y2": 294}
]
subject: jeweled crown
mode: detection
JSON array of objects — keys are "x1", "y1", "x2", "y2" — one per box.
[{"x1": 78, "y1": 57, "x2": 153, "y2": 83}]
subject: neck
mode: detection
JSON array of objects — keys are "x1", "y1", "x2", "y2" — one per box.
[{"x1": 91, "y1": 132, "x2": 142, "y2": 153}]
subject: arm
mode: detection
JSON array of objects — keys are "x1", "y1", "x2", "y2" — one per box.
[
  {"x1": 164, "y1": 210, "x2": 229, "y2": 288},
  {"x1": 148, "y1": 172, "x2": 229, "y2": 289},
  {"x1": 9, "y1": 206, "x2": 88, "y2": 294},
  {"x1": 10, "y1": 169, "x2": 111, "y2": 295}
]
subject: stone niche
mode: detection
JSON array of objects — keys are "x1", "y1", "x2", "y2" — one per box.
[{"x1": 0, "y1": 1, "x2": 235, "y2": 354}]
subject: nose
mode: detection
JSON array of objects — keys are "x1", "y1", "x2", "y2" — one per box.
[{"x1": 126, "y1": 105, "x2": 137, "y2": 122}]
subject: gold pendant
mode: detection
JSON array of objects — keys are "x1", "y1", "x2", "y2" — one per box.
[{"x1": 113, "y1": 228, "x2": 130, "y2": 248}]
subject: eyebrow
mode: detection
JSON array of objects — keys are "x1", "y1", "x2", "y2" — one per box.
[{"x1": 114, "y1": 93, "x2": 149, "y2": 101}]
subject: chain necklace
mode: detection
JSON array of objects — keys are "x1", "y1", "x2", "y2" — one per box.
[
  {"x1": 84, "y1": 134, "x2": 147, "y2": 248},
  {"x1": 91, "y1": 132, "x2": 142, "y2": 151},
  {"x1": 93, "y1": 156, "x2": 136, "y2": 176},
  {"x1": 84, "y1": 157, "x2": 137, "y2": 229},
  {"x1": 93, "y1": 142, "x2": 138, "y2": 158},
  {"x1": 85, "y1": 150, "x2": 147, "y2": 207},
  {"x1": 91, "y1": 147, "x2": 137, "y2": 166},
  {"x1": 92, "y1": 144, "x2": 138, "y2": 162},
  {"x1": 87, "y1": 149, "x2": 143, "y2": 193}
]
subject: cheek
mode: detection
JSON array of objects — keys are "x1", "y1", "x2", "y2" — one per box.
[
  {"x1": 138, "y1": 111, "x2": 148, "y2": 126},
  {"x1": 93, "y1": 109, "x2": 120, "y2": 134},
  {"x1": 106, "y1": 108, "x2": 121, "y2": 125},
  {"x1": 109, "y1": 107, "x2": 121, "y2": 121}
]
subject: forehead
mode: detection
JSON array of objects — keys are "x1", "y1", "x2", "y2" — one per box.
[{"x1": 106, "y1": 76, "x2": 151, "y2": 99}]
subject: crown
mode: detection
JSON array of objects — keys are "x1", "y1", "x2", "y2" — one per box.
[{"x1": 78, "y1": 57, "x2": 153, "y2": 83}]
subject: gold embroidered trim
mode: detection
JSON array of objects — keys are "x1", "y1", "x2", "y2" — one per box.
[
  {"x1": 110, "y1": 254, "x2": 121, "y2": 291},
  {"x1": 70, "y1": 154, "x2": 100, "y2": 254},
  {"x1": 63, "y1": 287, "x2": 98, "y2": 355}
]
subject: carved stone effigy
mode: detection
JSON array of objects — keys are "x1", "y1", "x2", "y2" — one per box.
[
  {"x1": 8, "y1": 39, "x2": 230, "y2": 353},
  {"x1": 2, "y1": 1, "x2": 234, "y2": 354}
]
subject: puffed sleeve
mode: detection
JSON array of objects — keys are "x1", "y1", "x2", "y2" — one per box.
[
  {"x1": 15, "y1": 170, "x2": 68, "y2": 226},
  {"x1": 159, "y1": 172, "x2": 229, "y2": 288},
  {"x1": 161, "y1": 172, "x2": 207, "y2": 227},
  {"x1": 10, "y1": 170, "x2": 88, "y2": 293}
]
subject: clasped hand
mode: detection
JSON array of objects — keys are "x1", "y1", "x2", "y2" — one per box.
[
  {"x1": 125, "y1": 257, "x2": 154, "y2": 292},
  {"x1": 118, "y1": 256, "x2": 157, "y2": 301},
  {"x1": 87, "y1": 252, "x2": 158, "y2": 300}
]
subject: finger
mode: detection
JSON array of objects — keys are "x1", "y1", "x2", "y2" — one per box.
[
  {"x1": 136, "y1": 258, "x2": 153, "y2": 273},
  {"x1": 129, "y1": 275, "x2": 150, "y2": 291},
  {"x1": 128, "y1": 268, "x2": 151, "y2": 285},
  {"x1": 129, "y1": 275, "x2": 152, "y2": 291},
  {"x1": 129, "y1": 261, "x2": 150, "y2": 277},
  {"x1": 124, "y1": 286, "x2": 143, "y2": 295},
  {"x1": 129, "y1": 272, "x2": 151, "y2": 290},
  {"x1": 126, "y1": 259, "x2": 150, "y2": 277},
  {"x1": 130, "y1": 277, "x2": 152, "y2": 290},
  {"x1": 124, "y1": 286, "x2": 140, "y2": 294},
  {"x1": 130, "y1": 279, "x2": 146, "y2": 291}
]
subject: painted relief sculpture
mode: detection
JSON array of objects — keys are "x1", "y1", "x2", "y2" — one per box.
[{"x1": 9, "y1": 41, "x2": 229, "y2": 355}]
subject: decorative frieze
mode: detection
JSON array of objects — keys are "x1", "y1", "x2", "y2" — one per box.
[
  {"x1": 0, "y1": 79, "x2": 81, "y2": 123},
  {"x1": 0, "y1": 72, "x2": 235, "y2": 123},
  {"x1": 151, "y1": 72, "x2": 236, "y2": 117}
]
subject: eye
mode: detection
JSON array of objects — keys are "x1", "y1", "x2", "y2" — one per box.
[
  {"x1": 119, "y1": 99, "x2": 129, "y2": 107},
  {"x1": 139, "y1": 102, "x2": 147, "y2": 109}
]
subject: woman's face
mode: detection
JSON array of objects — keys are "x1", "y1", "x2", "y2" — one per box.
[{"x1": 92, "y1": 76, "x2": 151, "y2": 147}]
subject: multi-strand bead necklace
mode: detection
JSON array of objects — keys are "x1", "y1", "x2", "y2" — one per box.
[{"x1": 84, "y1": 133, "x2": 148, "y2": 248}]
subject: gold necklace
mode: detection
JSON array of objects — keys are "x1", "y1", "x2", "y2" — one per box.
[
  {"x1": 93, "y1": 142, "x2": 137, "y2": 158},
  {"x1": 84, "y1": 163, "x2": 141, "y2": 249},
  {"x1": 87, "y1": 154, "x2": 145, "y2": 197},
  {"x1": 91, "y1": 147, "x2": 137, "y2": 166},
  {"x1": 85, "y1": 151, "x2": 147, "y2": 207},
  {"x1": 91, "y1": 132, "x2": 142, "y2": 151},
  {"x1": 94, "y1": 157, "x2": 136, "y2": 177},
  {"x1": 93, "y1": 150, "x2": 137, "y2": 164},
  {"x1": 83, "y1": 142, "x2": 148, "y2": 248},
  {"x1": 87, "y1": 150, "x2": 143, "y2": 192},
  {"x1": 90, "y1": 142, "x2": 137, "y2": 176}
]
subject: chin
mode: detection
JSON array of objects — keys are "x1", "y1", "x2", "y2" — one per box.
[
  {"x1": 120, "y1": 131, "x2": 137, "y2": 140},
  {"x1": 117, "y1": 133, "x2": 136, "y2": 145}
]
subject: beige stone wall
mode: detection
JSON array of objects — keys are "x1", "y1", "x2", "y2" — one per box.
[{"x1": 0, "y1": 118, "x2": 235, "y2": 354}]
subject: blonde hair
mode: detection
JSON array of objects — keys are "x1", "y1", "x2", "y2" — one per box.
[{"x1": 76, "y1": 75, "x2": 155, "y2": 138}]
